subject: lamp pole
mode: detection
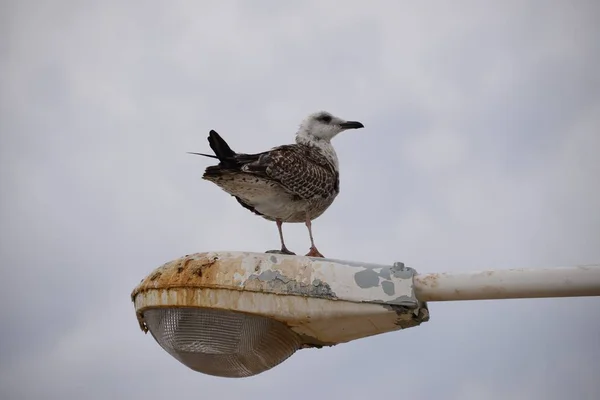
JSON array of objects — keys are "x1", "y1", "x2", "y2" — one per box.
[
  {"x1": 131, "y1": 252, "x2": 600, "y2": 378},
  {"x1": 413, "y1": 265, "x2": 600, "y2": 302}
]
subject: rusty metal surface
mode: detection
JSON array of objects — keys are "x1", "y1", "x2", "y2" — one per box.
[
  {"x1": 131, "y1": 252, "x2": 598, "y2": 348},
  {"x1": 131, "y1": 251, "x2": 419, "y2": 307},
  {"x1": 131, "y1": 251, "x2": 429, "y2": 345}
]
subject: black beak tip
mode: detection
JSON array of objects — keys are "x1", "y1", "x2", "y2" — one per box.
[{"x1": 340, "y1": 121, "x2": 365, "y2": 130}]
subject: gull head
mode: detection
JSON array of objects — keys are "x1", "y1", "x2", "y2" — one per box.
[{"x1": 296, "y1": 111, "x2": 364, "y2": 143}]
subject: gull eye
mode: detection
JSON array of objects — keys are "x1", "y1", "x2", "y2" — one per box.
[{"x1": 316, "y1": 114, "x2": 332, "y2": 123}]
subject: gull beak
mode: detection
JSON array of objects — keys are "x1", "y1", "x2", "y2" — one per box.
[{"x1": 339, "y1": 121, "x2": 365, "y2": 130}]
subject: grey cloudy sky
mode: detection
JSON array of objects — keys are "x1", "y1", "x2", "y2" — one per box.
[{"x1": 1, "y1": 0, "x2": 599, "y2": 399}]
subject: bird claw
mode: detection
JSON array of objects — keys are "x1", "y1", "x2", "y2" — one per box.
[
  {"x1": 305, "y1": 247, "x2": 325, "y2": 258},
  {"x1": 265, "y1": 249, "x2": 296, "y2": 256}
]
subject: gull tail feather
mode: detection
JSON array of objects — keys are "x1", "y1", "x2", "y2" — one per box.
[
  {"x1": 207, "y1": 129, "x2": 236, "y2": 161},
  {"x1": 188, "y1": 130, "x2": 238, "y2": 166},
  {"x1": 189, "y1": 130, "x2": 244, "y2": 180},
  {"x1": 187, "y1": 152, "x2": 218, "y2": 159}
]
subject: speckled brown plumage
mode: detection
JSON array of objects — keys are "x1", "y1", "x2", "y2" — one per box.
[
  {"x1": 192, "y1": 111, "x2": 364, "y2": 258},
  {"x1": 242, "y1": 144, "x2": 339, "y2": 202},
  {"x1": 203, "y1": 141, "x2": 339, "y2": 223}
]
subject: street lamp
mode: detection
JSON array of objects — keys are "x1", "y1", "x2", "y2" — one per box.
[{"x1": 131, "y1": 251, "x2": 600, "y2": 378}]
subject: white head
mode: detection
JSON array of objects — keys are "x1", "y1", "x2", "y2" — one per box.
[{"x1": 295, "y1": 111, "x2": 364, "y2": 144}]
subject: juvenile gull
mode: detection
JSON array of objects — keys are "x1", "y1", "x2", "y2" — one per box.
[{"x1": 190, "y1": 111, "x2": 364, "y2": 258}]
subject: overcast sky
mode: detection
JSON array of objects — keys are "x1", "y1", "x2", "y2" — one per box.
[{"x1": 1, "y1": 1, "x2": 599, "y2": 399}]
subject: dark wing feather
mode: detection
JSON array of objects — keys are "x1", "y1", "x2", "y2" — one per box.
[
  {"x1": 241, "y1": 144, "x2": 338, "y2": 199},
  {"x1": 203, "y1": 151, "x2": 264, "y2": 178}
]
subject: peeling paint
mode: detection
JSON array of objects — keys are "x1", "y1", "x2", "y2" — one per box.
[
  {"x1": 130, "y1": 251, "x2": 421, "y2": 307},
  {"x1": 378, "y1": 268, "x2": 391, "y2": 280},
  {"x1": 351, "y1": 259, "x2": 416, "y2": 290},
  {"x1": 364, "y1": 300, "x2": 429, "y2": 329},
  {"x1": 132, "y1": 251, "x2": 431, "y2": 347},
  {"x1": 353, "y1": 263, "x2": 415, "y2": 291},
  {"x1": 311, "y1": 279, "x2": 336, "y2": 298},
  {"x1": 246, "y1": 271, "x2": 338, "y2": 299},
  {"x1": 354, "y1": 269, "x2": 380, "y2": 288},
  {"x1": 387, "y1": 295, "x2": 416, "y2": 306},
  {"x1": 254, "y1": 270, "x2": 290, "y2": 283},
  {"x1": 381, "y1": 281, "x2": 395, "y2": 296},
  {"x1": 318, "y1": 257, "x2": 416, "y2": 277},
  {"x1": 132, "y1": 251, "x2": 428, "y2": 338}
]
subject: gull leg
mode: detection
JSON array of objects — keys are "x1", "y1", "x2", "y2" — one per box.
[
  {"x1": 266, "y1": 219, "x2": 296, "y2": 255},
  {"x1": 304, "y1": 215, "x2": 324, "y2": 258}
]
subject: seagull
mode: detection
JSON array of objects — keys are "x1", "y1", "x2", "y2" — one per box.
[{"x1": 189, "y1": 111, "x2": 364, "y2": 258}]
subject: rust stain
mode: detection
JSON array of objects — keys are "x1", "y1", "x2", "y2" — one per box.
[
  {"x1": 150, "y1": 271, "x2": 162, "y2": 281},
  {"x1": 391, "y1": 302, "x2": 429, "y2": 328},
  {"x1": 131, "y1": 252, "x2": 231, "y2": 300},
  {"x1": 129, "y1": 252, "x2": 259, "y2": 302},
  {"x1": 192, "y1": 258, "x2": 216, "y2": 277},
  {"x1": 418, "y1": 273, "x2": 440, "y2": 288},
  {"x1": 136, "y1": 311, "x2": 148, "y2": 333},
  {"x1": 481, "y1": 285, "x2": 507, "y2": 294}
]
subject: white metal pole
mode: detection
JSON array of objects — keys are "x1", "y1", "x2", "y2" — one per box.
[{"x1": 413, "y1": 265, "x2": 600, "y2": 302}]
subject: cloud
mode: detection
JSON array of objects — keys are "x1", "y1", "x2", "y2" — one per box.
[{"x1": 1, "y1": 1, "x2": 599, "y2": 399}]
